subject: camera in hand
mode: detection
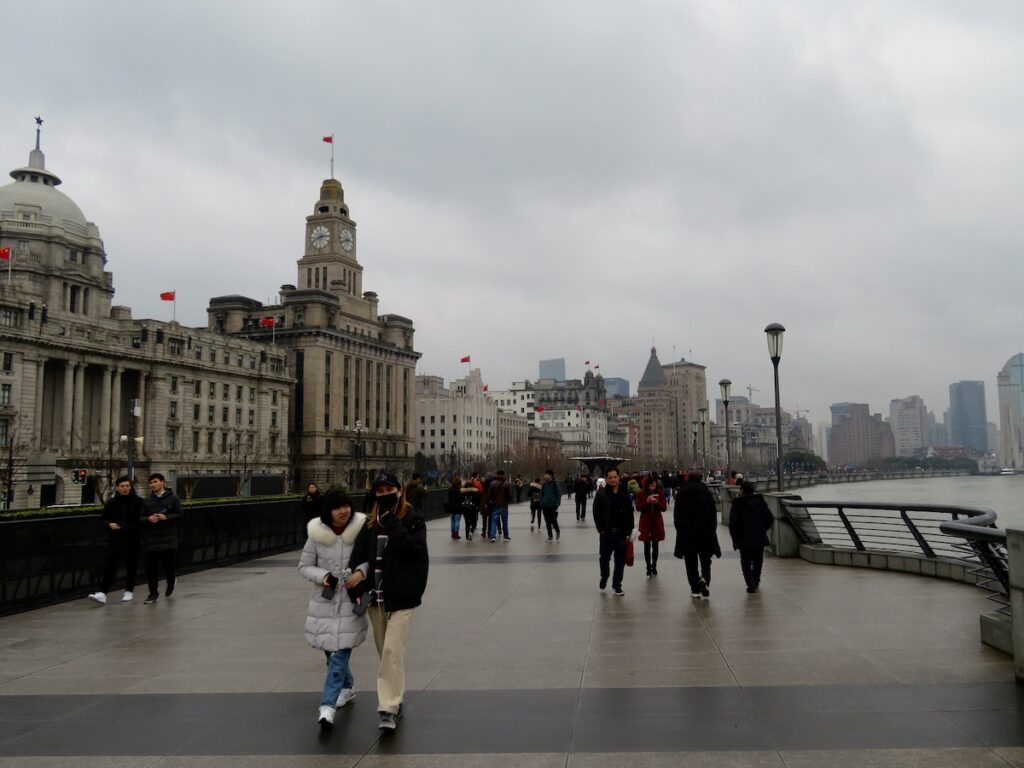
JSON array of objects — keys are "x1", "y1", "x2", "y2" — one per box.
[{"x1": 321, "y1": 572, "x2": 340, "y2": 599}]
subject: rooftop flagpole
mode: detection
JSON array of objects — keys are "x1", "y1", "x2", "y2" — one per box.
[{"x1": 323, "y1": 134, "x2": 335, "y2": 178}]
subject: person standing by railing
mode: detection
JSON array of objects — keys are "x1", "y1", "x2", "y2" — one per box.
[
  {"x1": 728, "y1": 481, "x2": 774, "y2": 593},
  {"x1": 673, "y1": 470, "x2": 721, "y2": 599}
]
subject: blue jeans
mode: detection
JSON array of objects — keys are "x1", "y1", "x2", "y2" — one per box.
[
  {"x1": 599, "y1": 533, "x2": 628, "y2": 591},
  {"x1": 320, "y1": 648, "x2": 354, "y2": 707},
  {"x1": 489, "y1": 506, "x2": 509, "y2": 539},
  {"x1": 450, "y1": 513, "x2": 461, "y2": 535}
]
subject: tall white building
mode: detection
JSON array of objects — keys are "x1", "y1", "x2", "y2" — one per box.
[
  {"x1": 998, "y1": 354, "x2": 1024, "y2": 469},
  {"x1": 889, "y1": 395, "x2": 928, "y2": 457},
  {"x1": 415, "y1": 369, "x2": 496, "y2": 471}
]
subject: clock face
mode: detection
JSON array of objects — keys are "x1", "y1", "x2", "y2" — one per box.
[
  {"x1": 339, "y1": 228, "x2": 354, "y2": 252},
  {"x1": 310, "y1": 225, "x2": 330, "y2": 250}
]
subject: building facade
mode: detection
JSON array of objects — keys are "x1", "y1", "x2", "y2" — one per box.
[
  {"x1": 998, "y1": 354, "x2": 1024, "y2": 469},
  {"x1": 415, "y1": 369, "x2": 496, "y2": 474},
  {"x1": 889, "y1": 395, "x2": 928, "y2": 457},
  {"x1": 538, "y1": 358, "x2": 566, "y2": 381},
  {"x1": 828, "y1": 403, "x2": 895, "y2": 467},
  {"x1": 948, "y1": 380, "x2": 988, "y2": 454}
]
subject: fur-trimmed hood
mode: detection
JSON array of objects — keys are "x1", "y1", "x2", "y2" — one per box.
[{"x1": 306, "y1": 512, "x2": 366, "y2": 547}]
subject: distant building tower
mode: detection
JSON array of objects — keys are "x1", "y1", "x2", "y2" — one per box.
[
  {"x1": 998, "y1": 354, "x2": 1024, "y2": 469},
  {"x1": 828, "y1": 404, "x2": 895, "y2": 467},
  {"x1": 889, "y1": 396, "x2": 928, "y2": 457},
  {"x1": 538, "y1": 358, "x2": 566, "y2": 381},
  {"x1": 948, "y1": 381, "x2": 988, "y2": 453},
  {"x1": 603, "y1": 377, "x2": 629, "y2": 398}
]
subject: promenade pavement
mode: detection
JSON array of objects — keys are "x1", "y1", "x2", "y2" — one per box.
[{"x1": 0, "y1": 498, "x2": 1021, "y2": 767}]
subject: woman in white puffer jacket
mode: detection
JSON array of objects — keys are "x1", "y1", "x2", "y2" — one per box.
[{"x1": 298, "y1": 491, "x2": 369, "y2": 730}]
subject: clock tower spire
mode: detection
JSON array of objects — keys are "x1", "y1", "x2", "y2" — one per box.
[{"x1": 298, "y1": 177, "x2": 361, "y2": 296}]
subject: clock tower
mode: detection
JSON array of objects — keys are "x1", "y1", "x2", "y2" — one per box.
[{"x1": 298, "y1": 178, "x2": 362, "y2": 296}]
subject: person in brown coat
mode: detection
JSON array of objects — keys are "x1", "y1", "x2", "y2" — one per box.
[{"x1": 487, "y1": 470, "x2": 514, "y2": 542}]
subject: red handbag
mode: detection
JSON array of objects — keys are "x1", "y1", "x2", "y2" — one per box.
[{"x1": 625, "y1": 539, "x2": 635, "y2": 567}]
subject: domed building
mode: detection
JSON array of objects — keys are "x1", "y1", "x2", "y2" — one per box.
[{"x1": 0, "y1": 126, "x2": 293, "y2": 507}]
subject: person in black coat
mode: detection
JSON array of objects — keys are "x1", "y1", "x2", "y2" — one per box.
[
  {"x1": 88, "y1": 475, "x2": 143, "y2": 604},
  {"x1": 348, "y1": 473, "x2": 428, "y2": 732},
  {"x1": 301, "y1": 483, "x2": 322, "y2": 522},
  {"x1": 728, "y1": 481, "x2": 774, "y2": 593},
  {"x1": 140, "y1": 473, "x2": 182, "y2": 604},
  {"x1": 673, "y1": 470, "x2": 721, "y2": 599},
  {"x1": 573, "y1": 475, "x2": 591, "y2": 521},
  {"x1": 593, "y1": 468, "x2": 635, "y2": 597}
]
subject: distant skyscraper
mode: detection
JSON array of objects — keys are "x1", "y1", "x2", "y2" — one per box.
[
  {"x1": 830, "y1": 402, "x2": 856, "y2": 427},
  {"x1": 603, "y1": 377, "x2": 629, "y2": 398},
  {"x1": 998, "y1": 354, "x2": 1024, "y2": 469},
  {"x1": 889, "y1": 396, "x2": 928, "y2": 457},
  {"x1": 828, "y1": 404, "x2": 895, "y2": 467},
  {"x1": 539, "y1": 358, "x2": 566, "y2": 381},
  {"x1": 948, "y1": 381, "x2": 988, "y2": 453}
]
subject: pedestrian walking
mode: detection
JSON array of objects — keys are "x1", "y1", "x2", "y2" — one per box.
[
  {"x1": 540, "y1": 469, "x2": 562, "y2": 542},
  {"x1": 514, "y1": 475, "x2": 524, "y2": 504},
  {"x1": 405, "y1": 473, "x2": 427, "y2": 514},
  {"x1": 460, "y1": 480, "x2": 482, "y2": 541},
  {"x1": 141, "y1": 473, "x2": 182, "y2": 604},
  {"x1": 446, "y1": 475, "x2": 463, "y2": 539},
  {"x1": 673, "y1": 470, "x2": 721, "y2": 599},
  {"x1": 593, "y1": 468, "x2": 635, "y2": 597},
  {"x1": 298, "y1": 491, "x2": 368, "y2": 730},
  {"x1": 487, "y1": 469, "x2": 513, "y2": 542},
  {"x1": 564, "y1": 474, "x2": 573, "y2": 500},
  {"x1": 636, "y1": 475, "x2": 666, "y2": 577},
  {"x1": 88, "y1": 475, "x2": 142, "y2": 604},
  {"x1": 728, "y1": 481, "x2": 774, "y2": 593},
  {"x1": 302, "y1": 483, "x2": 323, "y2": 521},
  {"x1": 573, "y1": 474, "x2": 591, "y2": 522},
  {"x1": 350, "y1": 474, "x2": 429, "y2": 732}
]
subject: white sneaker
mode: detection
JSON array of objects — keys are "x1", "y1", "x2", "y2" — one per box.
[
  {"x1": 318, "y1": 705, "x2": 335, "y2": 727},
  {"x1": 121, "y1": 591, "x2": 133, "y2": 602},
  {"x1": 88, "y1": 592, "x2": 107, "y2": 605},
  {"x1": 336, "y1": 688, "x2": 355, "y2": 708}
]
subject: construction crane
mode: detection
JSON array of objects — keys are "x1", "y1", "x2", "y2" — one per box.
[
  {"x1": 746, "y1": 384, "x2": 760, "y2": 401},
  {"x1": 792, "y1": 407, "x2": 810, "y2": 420}
]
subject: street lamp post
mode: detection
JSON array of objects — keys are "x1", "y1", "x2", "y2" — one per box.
[
  {"x1": 698, "y1": 407, "x2": 708, "y2": 471},
  {"x1": 691, "y1": 421, "x2": 699, "y2": 469},
  {"x1": 719, "y1": 379, "x2": 732, "y2": 477},
  {"x1": 765, "y1": 323, "x2": 786, "y2": 492},
  {"x1": 353, "y1": 420, "x2": 364, "y2": 490}
]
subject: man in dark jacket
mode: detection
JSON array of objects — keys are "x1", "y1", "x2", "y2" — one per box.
[
  {"x1": 592, "y1": 468, "x2": 635, "y2": 597},
  {"x1": 349, "y1": 474, "x2": 428, "y2": 732},
  {"x1": 673, "y1": 470, "x2": 721, "y2": 599},
  {"x1": 573, "y1": 475, "x2": 591, "y2": 522},
  {"x1": 487, "y1": 470, "x2": 513, "y2": 542},
  {"x1": 728, "y1": 481, "x2": 774, "y2": 593},
  {"x1": 88, "y1": 475, "x2": 143, "y2": 604},
  {"x1": 141, "y1": 473, "x2": 182, "y2": 604},
  {"x1": 539, "y1": 469, "x2": 562, "y2": 542}
]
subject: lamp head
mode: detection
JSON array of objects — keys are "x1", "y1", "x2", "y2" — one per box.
[
  {"x1": 719, "y1": 378, "x2": 732, "y2": 402},
  {"x1": 765, "y1": 323, "x2": 786, "y2": 361}
]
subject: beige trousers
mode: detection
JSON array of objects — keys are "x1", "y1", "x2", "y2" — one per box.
[{"x1": 368, "y1": 606, "x2": 414, "y2": 714}]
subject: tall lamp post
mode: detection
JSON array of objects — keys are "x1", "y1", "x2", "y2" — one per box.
[
  {"x1": 698, "y1": 407, "x2": 708, "y2": 471},
  {"x1": 353, "y1": 419, "x2": 364, "y2": 490},
  {"x1": 719, "y1": 379, "x2": 732, "y2": 477},
  {"x1": 691, "y1": 421, "x2": 699, "y2": 469},
  {"x1": 765, "y1": 323, "x2": 786, "y2": 492}
]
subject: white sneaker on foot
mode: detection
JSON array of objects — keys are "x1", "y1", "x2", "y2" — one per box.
[
  {"x1": 88, "y1": 592, "x2": 107, "y2": 604},
  {"x1": 336, "y1": 688, "x2": 355, "y2": 707},
  {"x1": 121, "y1": 591, "x2": 133, "y2": 602},
  {"x1": 318, "y1": 705, "x2": 335, "y2": 727}
]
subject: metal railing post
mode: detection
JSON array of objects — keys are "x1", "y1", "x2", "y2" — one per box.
[{"x1": 901, "y1": 510, "x2": 936, "y2": 559}]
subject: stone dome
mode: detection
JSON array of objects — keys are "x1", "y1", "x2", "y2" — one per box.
[{"x1": 0, "y1": 147, "x2": 90, "y2": 234}]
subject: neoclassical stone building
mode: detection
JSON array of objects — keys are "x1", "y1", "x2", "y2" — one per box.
[{"x1": 0, "y1": 133, "x2": 292, "y2": 507}]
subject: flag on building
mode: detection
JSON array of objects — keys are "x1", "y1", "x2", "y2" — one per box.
[
  {"x1": 159, "y1": 291, "x2": 175, "y2": 301},
  {"x1": 322, "y1": 136, "x2": 333, "y2": 143},
  {"x1": 584, "y1": 360, "x2": 590, "y2": 365},
  {"x1": 460, "y1": 355, "x2": 471, "y2": 363},
  {"x1": 483, "y1": 384, "x2": 489, "y2": 392},
  {"x1": 535, "y1": 406, "x2": 545, "y2": 413},
  {"x1": 259, "y1": 317, "x2": 276, "y2": 327},
  {"x1": 0, "y1": 247, "x2": 10, "y2": 261}
]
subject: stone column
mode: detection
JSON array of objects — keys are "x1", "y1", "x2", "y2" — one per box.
[
  {"x1": 33, "y1": 358, "x2": 45, "y2": 449},
  {"x1": 61, "y1": 360, "x2": 74, "y2": 450},
  {"x1": 72, "y1": 363, "x2": 85, "y2": 451},
  {"x1": 99, "y1": 366, "x2": 111, "y2": 448},
  {"x1": 110, "y1": 368, "x2": 122, "y2": 440}
]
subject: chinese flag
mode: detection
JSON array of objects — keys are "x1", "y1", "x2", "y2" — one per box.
[
  {"x1": 483, "y1": 384, "x2": 489, "y2": 392},
  {"x1": 259, "y1": 317, "x2": 275, "y2": 328},
  {"x1": 460, "y1": 355, "x2": 471, "y2": 363},
  {"x1": 322, "y1": 136, "x2": 333, "y2": 144},
  {"x1": 584, "y1": 360, "x2": 590, "y2": 365},
  {"x1": 159, "y1": 291, "x2": 176, "y2": 301},
  {"x1": 535, "y1": 406, "x2": 545, "y2": 413},
  {"x1": 0, "y1": 247, "x2": 9, "y2": 261},
  {"x1": 594, "y1": 364, "x2": 600, "y2": 370}
]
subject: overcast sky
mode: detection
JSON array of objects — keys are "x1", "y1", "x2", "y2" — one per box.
[{"x1": 4, "y1": 1, "x2": 1022, "y2": 431}]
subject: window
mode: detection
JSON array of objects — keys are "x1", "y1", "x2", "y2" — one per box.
[
  {"x1": 192, "y1": 430, "x2": 200, "y2": 452},
  {"x1": 249, "y1": 387, "x2": 255, "y2": 403},
  {"x1": 209, "y1": 348, "x2": 216, "y2": 363},
  {"x1": 221, "y1": 432, "x2": 228, "y2": 454},
  {"x1": 170, "y1": 376, "x2": 178, "y2": 394},
  {"x1": 222, "y1": 407, "x2": 228, "y2": 424},
  {"x1": 193, "y1": 404, "x2": 200, "y2": 420},
  {"x1": 247, "y1": 433, "x2": 255, "y2": 451},
  {"x1": 236, "y1": 354, "x2": 243, "y2": 367},
  {"x1": 222, "y1": 384, "x2": 229, "y2": 400},
  {"x1": 1, "y1": 353, "x2": 11, "y2": 373},
  {"x1": 248, "y1": 410, "x2": 254, "y2": 426},
  {"x1": 169, "y1": 401, "x2": 178, "y2": 419},
  {"x1": 0, "y1": 384, "x2": 9, "y2": 405},
  {"x1": 223, "y1": 351, "x2": 229, "y2": 365},
  {"x1": 195, "y1": 344, "x2": 203, "y2": 360},
  {"x1": 207, "y1": 431, "x2": 214, "y2": 453},
  {"x1": 169, "y1": 339, "x2": 183, "y2": 355},
  {"x1": 235, "y1": 408, "x2": 241, "y2": 425},
  {"x1": 0, "y1": 308, "x2": 19, "y2": 328},
  {"x1": 269, "y1": 435, "x2": 277, "y2": 454},
  {"x1": 208, "y1": 382, "x2": 216, "y2": 398},
  {"x1": 249, "y1": 356, "x2": 256, "y2": 370},
  {"x1": 271, "y1": 390, "x2": 278, "y2": 406},
  {"x1": 236, "y1": 385, "x2": 243, "y2": 402},
  {"x1": 167, "y1": 428, "x2": 177, "y2": 451},
  {"x1": 207, "y1": 405, "x2": 214, "y2": 423},
  {"x1": 193, "y1": 380, "x2": 201, "y2": 397},
  {"x1": 271, "y1": 411, "x2": 278, "y2": 427},
  {"x1": 325, "y1": 438, "x2": 331, "y2": 454}
]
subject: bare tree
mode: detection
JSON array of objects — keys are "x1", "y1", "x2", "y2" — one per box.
[{"x1": 1, "y1": 416, "x2": 36, "y2": 511}]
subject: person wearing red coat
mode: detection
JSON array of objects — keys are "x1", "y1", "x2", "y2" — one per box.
[{"x1": 635, "y1": 476, "x2": 667, "y2": 577}]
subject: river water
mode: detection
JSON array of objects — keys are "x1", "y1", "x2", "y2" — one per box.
[{"x1": 796, "y1": 475, "x2": 1024, "y2": 529}]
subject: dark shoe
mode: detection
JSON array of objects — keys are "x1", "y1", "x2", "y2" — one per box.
[
  {"x1": 165, "y1": 586, "x2": 174, "y2": 598},
  {"x1": 144, "y1": 594, "x2": 159, "y2": 605},
  {"x1": 699, "y1": 579, "x2": 709, "y2": 598},
  {"x1": 612, "y1": 588, "x2": 625, "y2": 597},
  {"x1": 651, "y1": 564, "x2": 657, "y2": 576},
  {"x1": 378, "y1": 712, "x2": 397, "y2": 731},
  {"x1": 746, "y1": 586, "x2": 757, "y2": 593},
  {"x1": 503, "y1": 537, "x2": 511, "y2": 541},
  {"x1": 599, "y1": 576, "x2": 608, "y2": 590}
]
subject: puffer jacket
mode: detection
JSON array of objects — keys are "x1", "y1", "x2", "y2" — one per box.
[{"x1": 298, "y1": 513, "x2": 369, "y2": 653}]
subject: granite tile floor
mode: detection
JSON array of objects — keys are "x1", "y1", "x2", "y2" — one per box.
[{"x1": 0, "y1": 499, "x2": 1019, "y2": 766}]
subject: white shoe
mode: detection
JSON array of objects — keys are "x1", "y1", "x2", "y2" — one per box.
[
  {"x1": 121, "y1": 591, "x2": 133, "y2": 602},
  {"x1": 88, "y1": 592, "x2": 107, "y2": 604},
  {"x1": 336, "y1": 688, "x2": 355, "y2": 708},
  {"x1": 318, "y1": 705, "x2": 335, "y2": 727}
]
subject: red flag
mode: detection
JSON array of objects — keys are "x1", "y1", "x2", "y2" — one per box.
[
  {"x1": 460, "y1": 355, "x2": 471, "y2": 363},
  {"x1": 322, "y1": 136, "x2": 333, "y2": 144},
  {"x1": 259, "y1": 317, "x2": 275, "y2": 328},
  {"x1": 160, "y1": 291, "x2": 176, "y2": 301},
  {"x1": 483, "y1": 384, "x2": 489, "y2": 392},
  {"x1": 535, "y1": 405, "x2": 545, "y2": 413},
  {"x1": 0, "y1": 247, "x2": 9, "y2": 261},
  {"x1": 584, "y1": 360, "x2": 590, "y2": 365},
  {"x1": 594, "y1": 364, "x2": 600, "y2": 370}
]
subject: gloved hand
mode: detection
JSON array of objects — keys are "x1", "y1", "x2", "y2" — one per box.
[{"x1": 629, "y1": 529, "x2": 638, "y2": 542}]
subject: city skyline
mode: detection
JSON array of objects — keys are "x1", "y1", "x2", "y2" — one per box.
[{"x1": 5, "y1": 2, "x2": 1022, "y2": 428}]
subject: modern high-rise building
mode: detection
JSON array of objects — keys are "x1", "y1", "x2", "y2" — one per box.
[
  {"x1": 538, "y1": 358, "x2": 566, "y2": 381},
  {"x1": 997, "y1": 354, "x2": 1024, "y2": 469},
  {"x1": 948, "y1": 381, "x2": 988, "y2": 453},
  {"x1": 889, "y1": 395, "x2": 928, "y2": 457},
  {"x1": 828, "y1": 403, "x2": 895, "y2": 467},
  {"x1": 603, "y1": 377, "x2": 629, "y2": 398}
]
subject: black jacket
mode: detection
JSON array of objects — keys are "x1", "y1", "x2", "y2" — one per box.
[
  {"x1": 573, "y1": 478, "x2": 590, "y2": 499},
  {"x1": 672, "y1": 480, "x2": 721, "y2": 558},
  {"x1": 350, "y1": 507, "x2": 429, "y2": 612},
  {"x1": 593, "y1": 486, "x2": 634, "y2": 537},
  {"x1": 728, "y1": 493, "x2": 774, "y2": 550},
  {"x1": 102, "y1": 492, "x2": 142, "y2": 543},
  {"x1": 445, "y1": 484, "x2": 462, "y2": 514},
  {"x1": 301, "y1": 492, "x2": 322, "y2": 522},
  {"x1": 140, "y1": 490, "x2": 182, "y2": 552}
]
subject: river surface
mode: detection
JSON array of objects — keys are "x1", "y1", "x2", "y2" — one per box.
[{"x1": 796, "y1": 475, "x2": 1024, "y2": 529}]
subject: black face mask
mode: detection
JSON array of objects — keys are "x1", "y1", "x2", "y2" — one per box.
[{"x1": 376, "y1": 492, "x2": 400, "y2": 514}]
